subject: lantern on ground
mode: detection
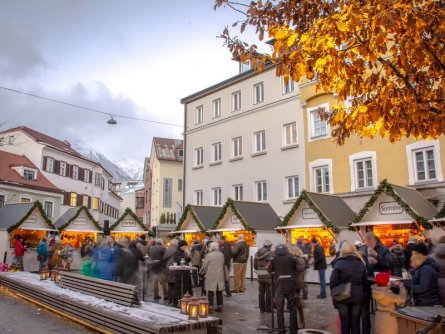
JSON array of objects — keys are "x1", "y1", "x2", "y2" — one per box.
[
  {"x1": 40, "y1": 271, "x2": 49, "y2": 280},
  {"x1": 198, "y1": 297, "x2": 209, "y2": 318},
  {"x1": 50, "y1": 270, "x2": 60, "y2": 282},
  {"x1": 188, "y1": 296, "x2": 199, "y2": 320},
  {"x1": 179, "y1": 292, "x2": 192, "y2": 314}
]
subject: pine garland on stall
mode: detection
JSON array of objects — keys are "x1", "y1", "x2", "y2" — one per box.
[
  {"x1": 110, "y1": 207, "x2": 147, "y2": 231},
  {"x1": 278, "y1": 190, "x2": 340, "y2": 234},
  {"x1": 348, "y1": 179, "x2": 433, "y2": 231},
  {"x1": 58, "y1": 206, "x2": 103, "y2": 232},
  {"x1": 211, "y1": 198, "x2": 256, "y2": 235},
  {"x1": 175, "y1": 205, "x2": 206, "y2": 233},
  {"x1": 7, "y1": 201, "x2": 57, "y2": 233}
]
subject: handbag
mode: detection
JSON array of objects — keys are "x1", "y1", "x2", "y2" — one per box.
[{"x1": 331, "y1": 282, "x2": 351, "y2": 301}]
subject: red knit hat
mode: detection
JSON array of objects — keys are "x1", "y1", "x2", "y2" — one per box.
[{"x1": 375, "y1": 272, "x2": 390, "y2": 286}]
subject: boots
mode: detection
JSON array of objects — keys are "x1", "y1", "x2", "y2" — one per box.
[{"x1": 297, "y1": 303, "x2": 305, "y2": 329}]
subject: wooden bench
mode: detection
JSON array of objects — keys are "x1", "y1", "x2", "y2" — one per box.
[{"x1": 57, "y1": 271, "x2": 139, "y2": 307}]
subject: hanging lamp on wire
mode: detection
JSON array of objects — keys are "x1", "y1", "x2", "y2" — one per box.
[{"x1": 107, "y1": 115, "x2": 117, "y2": 125}]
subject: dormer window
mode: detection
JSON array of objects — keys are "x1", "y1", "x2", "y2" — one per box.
[
  {"x1": 178, "y1": 149, "x2": 184, "y2": 161},
  {"x1": 23, "y1": 170, "x2": 36, "y2": 180}
]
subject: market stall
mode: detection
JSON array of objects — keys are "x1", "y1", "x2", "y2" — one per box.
[
  {"x1": 0, "y1": 201, "x2": 57, "y2": 272},
  {"x1": 173, "y1": 205, "x2": 221, "y2": 244},
  {"x1": 276, "y1": 191, "x2": 357, "y2": 283},
  {"x1": 429, "y1": 203, "x2": 445, "y2": 242},
  {"x1": 207, "y1": 199, "x2": 284, "y2": 279},
  {"x1": 348, "y1": 180, "x2": 438, "y2": 247},
  {"x1": 54, "y1": 206, "x2": 103, "y2": 270},
  {"x1": 109, "y1": 208, "x2": 148, "y2": 241}
]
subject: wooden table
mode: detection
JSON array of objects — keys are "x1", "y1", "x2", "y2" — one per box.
[
  {"x1": 391, "y1": 306, "x2": 445, "y2": 334},
  {"x1": 169, "y1": 265, "x2": 197, "y2": 297}
]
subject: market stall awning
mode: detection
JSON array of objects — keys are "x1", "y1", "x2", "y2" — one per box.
[
  {"x1": 207, "y1": 227, "x2": 243, "y2": 233},
  {"x1": 111, "y1": 230, "x2": 149, "y2": 234},
  {"x1": 275, "y1": 223, "x2": 324, "y2": 230},
  {"x1": 18, "y1": 226, "x2": 58, "y2": 231},
  {"x1": 350, "y1": 220, "x2": 414, "y2": 227},
  {"x1": 169, "y1": 229, "x2": 200, "y2": 234},
  {"x1": 429, "y1": 218, "x2": 445, "y2": 223}
]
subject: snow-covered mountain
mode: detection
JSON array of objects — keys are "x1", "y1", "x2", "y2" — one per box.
[{"x1": 73, "y1": 145, "x2": 143, "y2": 182}]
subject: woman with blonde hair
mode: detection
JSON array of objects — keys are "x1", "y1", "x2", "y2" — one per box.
[
  {"x1": 330, "y1": 241, "x2": 367, "y2": 334},
  {"x1": 287, "y1": 244, "x2": 308, "y2": 328}
]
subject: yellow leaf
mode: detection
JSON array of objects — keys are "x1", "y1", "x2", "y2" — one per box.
[
  {"x1": 287, "y1": 33, "x2": 297, "y2": 47},
  {"x1": 336, "y1": 21, "x2": 348, "y2": 32},
  {"x1": 299, "y1": 33, "x2": 309, "y2": 44}
]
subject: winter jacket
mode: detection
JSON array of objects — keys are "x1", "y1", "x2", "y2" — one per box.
[
  {"x1": 164, "y1": 245, "x2": 178, "y2": 283},
  {"x1": 201, "y1": 250, "x2": 225, "y2": 292},
  {"x1": 37, "y1": 241, "x2": 49, "y2": 258},
  {"x1": 390, "y1": 246, "x2": 405, "y2": 278},
  {"x1": 232, "y1": 240, "x2": 249, "y2": 264},
  {"x1": 190, "y1": 243, "x2": 202, "y2": 266},
  {"x1": 267, "y1": 245, "x2": 299, "y2": 293},
  {"x1": 254, "y1": 246, "x2": 272, "y2": 284},
  {"x1": 406, "y1": 257, "x2": 440, "y2": 306},
  {"x1": 313, "y1": 243, "x2": 327, "y2": 270},
  {"x1": 404, "y1": 242, "x2": 416, "y2": 270},
  {"x1": 149, "y1": 244, "x2": 166, "y2": 274},
  {"x1": 14, "y1": 240, "x2": 26, "y2": 257},
  {"x1": 330, "y1": 254, "x2": 367, "y2": 305},
  {"x1": 362, "y1": 242, "x2": 392, "y2": 277},
  {"x1": 117, "y1": 247, "x2": 139, "y2": 284},
  {"x1": 294, "y1": 256, "x2": 307, "y2": 290},
  {"x1": 432, "y1": 242, "x2": 445, "y2": 307},
  {"x1": 372, "y1": 285, "x2": 407, "y2": 334},
  {"x1": 220, "y1": 242, "x2": 232, "y2": 267}
]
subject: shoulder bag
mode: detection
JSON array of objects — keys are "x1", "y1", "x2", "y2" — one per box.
[{"x1": 331, "y1": 282, "x2": 351, "y2": 301}]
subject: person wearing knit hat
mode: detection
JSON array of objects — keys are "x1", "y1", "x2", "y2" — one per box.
[
  {"x1": 405, "y1": 241, "x2": 440, "y2": 306},
  {"x1": 178, "y1": 240, "x2": 188, "y2": 249},
  {"x1": 172, "y1": 238, "x2": 192, "y2": 305},
  {"x1": 372, "y1": 272, "x2": 407, "y2": 334}
]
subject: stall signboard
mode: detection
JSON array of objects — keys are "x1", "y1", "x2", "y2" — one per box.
[
  {"x1": 65, "y1": 212, "x2": 100, "y2": 232},
  {"x1": 360, "y1": 195, "x2": 412, "y2": 223},
  {"x1": 22, "y1": 213, "x2": 47, "y2": 230}
]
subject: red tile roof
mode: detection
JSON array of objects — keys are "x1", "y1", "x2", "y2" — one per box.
[
  {"x1": 0, "y1": 151, "x2": 63, "y2": 194},
  {"x1": 153, "y1": 137, "x2": 183, "y2": 162}
]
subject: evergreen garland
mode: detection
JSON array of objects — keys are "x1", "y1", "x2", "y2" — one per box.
[
  {"x1": 348, "y1": 179, "x2": 433, "y2": 231},
  {"x1": 58, "y1": 206, "x2": 103, "y2": 232},
  {"x1": 210, "y1": 198, "x2": 257, "y2": 235},
  {"x1": 436, "y1": 202, "x2": 445, "y2": 219},
  {"x1": 175, "y1": 205, "x2": 206, "y2": 233},
  {"x1": 7, "y1": 200, "x2": 57, "y2": 233},
  {"x1": 278, "y1": 190, "x2": 340, "y2": 234},
  {"x1": 110, "y1": 207, "x2": 147, "y2": 231}
]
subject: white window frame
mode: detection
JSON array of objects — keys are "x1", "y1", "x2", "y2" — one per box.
[
  {"x1": 195, "y1": 105, "x2": 203, "y2": 124},
  {"x1": 253, "y1": 130, "x2": 266, "y2": 154},
  {"x1": 23, "y1": 169, "x2": 36, "y2": 180},
  {"x1": 307, "y1": 103, "x2": 330, "y2": 141},
  {"x1": 194, "y1": 147, "x2": 204, "y2": 167},
  {"x1": 282, "y1": 122, "x2": 298, "y2": 147},
  {"x1": 46, "y1": 157, "x2": 55, "y2": 173},
  {"x1": 72, "y1": 165, "x2": 79, "y2": 180},
  {"x1": 20, "y1": 196, "x2": 32, "y2": 203},
  {"x1": 255, "y1": 180, "x2": 268, "y2": 201},
  {"x1": 195, "y1": 190, "x2": 203, "y2": 205},
  {"x1": 231, "y1": 90, "x2": 241, "y2": 111},
  {"x1": 59, "y1": 161, "x2": 67, "y2": 176},
  {"x1": 253, "y1": 82, "x2": 264, "y2": 104},
  {"x1": 285, "y1": 175, "x2": 300, "y2": 200},
  {"x1": 349, "y1": 152, "x2": 377, "y2": 191},
  {"x1": 282, "y1": 77, "x2": 295, "y2": 94},
  {"x1": 212, "y1": 142, "x2": 222, "y2": 163},
  {"x1": 212, "y1": 187, "x2": 222, "y2": 206},
  {"x1": 309, "y1": 159, "x2": 334, "y2": 194},
  {"x1": 233, "y1": 184, "x2": 243, "y2": 201},
  {"x1": 43, "y1": 200, "x2": 54, "y2": 218},
  {"x1": 84, "y1": 169, "x2": 90, "y2": 183},
  {"x1": 231, "y1": 137, "x2": 243, "y2": 159},
  {"x1": 406, "y1": 140, "x2": 443, "y2": 184},
  {"x1": 212, "y1": 98, "x2": 221, "y2": 119}
]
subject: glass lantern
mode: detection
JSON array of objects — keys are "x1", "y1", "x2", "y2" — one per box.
[
  {"x1": 188, "y1": 296, "x2": 199, "y2": 320},
  {"x1": 179, "y1": 292, "x2": 192, "y2": 314},
  {"x1": 198, "y1": 297, "x2": 209, "y2": 318},
  {"x1": 40, "y1": 271, "x2": 49, "y2": 280}
]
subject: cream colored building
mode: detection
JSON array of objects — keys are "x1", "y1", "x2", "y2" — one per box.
[
  {"x1": 180, "y1": 64, "x2": 306, "y2": 218},
  {"x1": 149, "y1": 137, "x2": 183, "y2": 228}
]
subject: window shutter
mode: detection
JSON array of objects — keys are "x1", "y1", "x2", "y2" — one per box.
[
  {"x1": 67, "y1": 164, "x2": 72, "y2": 178},
  {"x1": 89, "y1": 170, "x2": 93, "y2": 183},
  {"x1": 77, "y1": 194, "x2": 82, "y2": 206},
  {"x1": 63, "y1": 192, "x2": 70, "y2": 205},
  {"x1": 54, "y1": 160, "x2": 60, "y2": 174},
  {"x1": 79, "y1": 168, "x2": 84, "y2": 181},
  {"x1": 42, "y1": 157, "x2": 47, "y2": 171},
  {"x1": 88, "y1": 196, "x2": 91, "y2": 209}
]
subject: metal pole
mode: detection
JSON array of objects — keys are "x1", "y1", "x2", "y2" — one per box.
[
  {"x1": 3, "y1": 251, "x2": 7, "y2": 263},
  {"x1": 270, "y1": 273, "x2": 275, "y2": 333},
  {"x1": 250, "y1": 255, "x2": 254, "y2": 282}
]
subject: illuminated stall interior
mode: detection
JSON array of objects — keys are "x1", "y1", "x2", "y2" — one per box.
[
  {"x1": 175, "y1": 205, "x2": 222, "y2": 244},
  {"x1": 55, "y1": 207, "x2": 102, "y2": 248},
  {"x1": 278, "y1": 191, "x2": 356, "y2": 256},
  {"x1": 110, "y1": 208, "x2": 148, "y2": 241},
  {"x1": 9, "y1": 228, "x2": 49, "y2": 248},
  {"x1": 209, "y1": 199, "x2": 281, "y2": 247},
  {"x1": 349, "y1": 181, "x2": 438, "y2": 248}
]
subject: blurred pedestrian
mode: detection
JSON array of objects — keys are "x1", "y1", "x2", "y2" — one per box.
[
  {"x1": 190, "y1": 239, "x2": 202, "y2": 288},
  {"x1": 232, "y1": 234, "x2": 249, "y2": 293},
  {"x1": 80, "y1": 238, "x2": 94, "y2": 276},
  {"x1": 201, "y1": 241, "x2": 225, "y2": 313},
  {"x1": 288, "y1": 244, "x2": 308, "y2": 329},
  {"x1": 14, "y1": 235, "x2": 26, "y2": 270},
  {"x1": 432, "y1": 235, "x2": 445, "y2": 307},
  {"x1": 254, "y1": 240, "x2": 273, "y2": 313},
  {"x1": 312, "y1": 237, "x2": 327, "y2": 299},
  {"x1": 36, "y1": 237, "x2": 49, "y2": 274},
  {"x1": 149, "y1": 238, "x2": 168, "y2": 301},
  {"x1": 116, "y1": 237, "x2": 139, "y2": 285},
  {"x1": 92, "y1": 238, "x2": 114, "y2": 280},
  {"x1": 61, "y1": 243, "x2": 74, "y2": 271},
  {"x1": 173, "y1": 240, "x2": 192, "y2": 305},
  {"x1": 219, "y1": 236, "x2": 232, "y2": 297},
  {"x1": 390, "y1": 244, "x2": 405, "y2": 278},
  {"x1": 164, "y1": 239, "x2": 178, "y2": 304}
]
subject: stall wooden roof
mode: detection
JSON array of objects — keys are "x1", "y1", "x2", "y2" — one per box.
[
  {"x1": 210, "y1": 199, "x2": 281, "y2": 233},
  {"x1": 278, "y1": 190, "x2": 356, "y2": 232},
  {"x1": 0, "y1": 202, "x2": 56, "y2": 232},
  {"x1": 110, "y1": 207, "x2": 147, "y2": 232},
  {"x1": 175, "y1": 205, "x2": 222, "y2": 233},
  {"x1": 54, "y1": 206, "x2": 103, "y2": 232},
  {"x1": 349, "y1": 179, "x2": 438, "y2": 229}
]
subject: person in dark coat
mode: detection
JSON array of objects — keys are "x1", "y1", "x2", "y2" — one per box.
[
  {"x1": 232, "y1": 234, "x2": 249, "y2": 293},
  {"x1": 330, "y1": 241, "x2": 367, "y2": 334},
  {"x1": 268, "y1": 244, "x2": 300, "y2": 334},
  {"x1": 116, "y1": 238, "x2": 139, "y2": 285},
  {"x1": 172, "y1": 240, "x2": 192, "y2": 305},
  {"x1": 219, "y1": 236, "x2": 233, "y2": 297},
  {"x1": 404, "y1": 238, "x2": 417, "y2": 270},
  {"x1": 390, "y1": 244, "x2": 405, "y2": 278},
  {"x1": 405, "y1": 242, "x2": 440, "y2": 306},
  {"x1": 312, "y1": 237, "x2": 327, "y2": 299},
  {"x1": 190, "y1": 239, "x2": 202, "y2": 288},
  {"x1": 432, "y1": 235, "x2": 445, "y2": 307},
  {"x1": 361, "y1": 232, "x2": 392, "y2": 334},
  {"x1": 149, "y1": 239, "x2": 168, "y2": 300},
  {"x1": 254, "y1": 240, "x2": 273, "y2": 313},
  {"x1": 164, "y1": 239, "x2": 178, "y2": 305}
]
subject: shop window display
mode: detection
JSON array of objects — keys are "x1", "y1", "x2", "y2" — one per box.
[
  {"x1": 221, "y1": 230, "x2": 256, "y2": 246},
  {"x1": 60, "y1": 231, "x2": 97, "y2": 248},
  {"x1": 367, "y1": 223, "x2": 423, "y2": 247},
  {"x1": 290, "y1": 227, "x2": 334, "y2": 256}
]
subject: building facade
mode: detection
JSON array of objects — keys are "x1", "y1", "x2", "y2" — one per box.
[
  {"x1": 149, "y1": 137, "x2": 183, "y2": 228},
  {"x1": 0, "y1": 126, "x2": 121, "y2": 224},
  {"x1": 181, "y1": 64, "x2": 306, "y2": 217}
]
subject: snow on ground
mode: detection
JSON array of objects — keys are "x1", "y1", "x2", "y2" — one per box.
[{"x1": 0, "y1": 272, "x2": 217, "y2": 327}]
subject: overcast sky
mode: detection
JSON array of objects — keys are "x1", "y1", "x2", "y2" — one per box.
[{"x1": 0, "y1": 0, "x2": 256, "y2": 165}]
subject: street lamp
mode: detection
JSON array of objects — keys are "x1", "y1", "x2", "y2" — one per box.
[{"x1": 107, "y1": 115, "x2": 117, "y2": 125}]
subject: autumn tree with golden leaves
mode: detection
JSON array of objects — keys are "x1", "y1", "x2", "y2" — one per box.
[{"x1": 214, "y1": 0, "x2": 445, "y2": 145}]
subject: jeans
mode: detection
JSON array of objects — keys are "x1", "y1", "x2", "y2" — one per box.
[
  {"x1": 276, "y1": 289, "x2": 298, "y2": 334},
  {"x1": 337, "y1": 302, "x2": 363, "y2": 334},
  {"x1": 318, "y1": 269, "x2": 326, "y2": 297},
  {"x1": 258, "y1": 282, "x2": 272, "y2": 312}
]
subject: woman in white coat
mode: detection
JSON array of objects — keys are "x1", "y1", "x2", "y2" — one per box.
[{"x1": 201, "y1": 241, "x2": 226, "y2": 312}]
